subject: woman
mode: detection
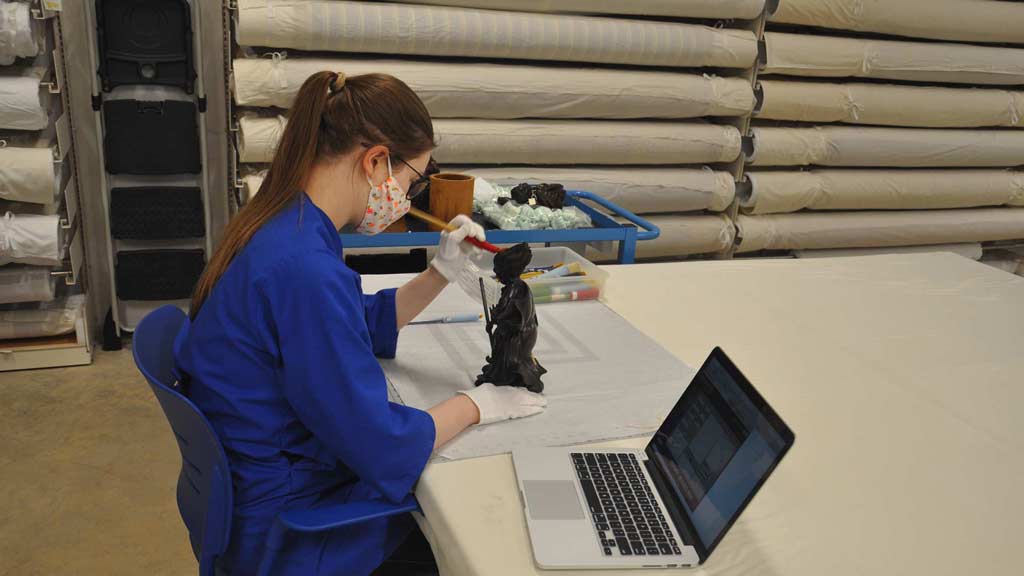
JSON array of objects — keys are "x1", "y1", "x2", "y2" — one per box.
[{"x1": 174, "y1": 71, "x2": 547, "y2": 575}]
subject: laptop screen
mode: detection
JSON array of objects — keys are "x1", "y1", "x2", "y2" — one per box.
[{"x1": 647, "y1": 348, "x2": 793, "y2": 557}]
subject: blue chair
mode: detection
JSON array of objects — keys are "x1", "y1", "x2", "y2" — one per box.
[{"x1": 133, "y1": 305, "x2": 421, "y2": 576}]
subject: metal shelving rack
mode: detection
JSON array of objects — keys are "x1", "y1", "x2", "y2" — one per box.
[{"x1": 0, "y1": 1, "x2": 93, "y2": 371}]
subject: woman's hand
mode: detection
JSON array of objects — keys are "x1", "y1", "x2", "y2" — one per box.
[
  {"x1": 458, "y1": 384, "x2": 547, "y2": 425},
  {"x1": 430, "y1": 215, "x2": 486, "y2": 283},
  {"x1": 427, "y1": 384, "x2": 547, "y2": 450},
  {"x1": 395, "y1": 216, "x2": 486, "y2": 328}
]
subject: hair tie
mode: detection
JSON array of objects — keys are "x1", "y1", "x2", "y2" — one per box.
[{"x1": 329, "y1": 71, "x2": 346, "y2": 94}]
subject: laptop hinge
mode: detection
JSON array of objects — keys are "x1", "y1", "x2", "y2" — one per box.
[{"x1": 643, "y1": 456, "x2": 706, "y2": 564}]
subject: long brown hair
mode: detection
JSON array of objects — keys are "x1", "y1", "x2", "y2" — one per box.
[{"x1": 190, "y1": 71, "x2": 435, "y2": 318}]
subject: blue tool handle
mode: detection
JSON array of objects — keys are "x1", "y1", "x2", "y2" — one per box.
[{"x1": 567, "y1": 190, "x2": 661, "y2": 241}]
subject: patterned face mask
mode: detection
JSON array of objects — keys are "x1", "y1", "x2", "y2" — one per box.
[{"x1": 356, "y1": 156, "x2": 411, "y2": 235}]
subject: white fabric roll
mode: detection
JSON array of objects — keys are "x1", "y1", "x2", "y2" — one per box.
[
  {"x1": 455, "y1": 166, "x2": 735, "y2": 214},
  {"x1": 0, "y1": 145, "x2": 56, "y2": 204},
  {"x1": 633, "y1": 214, "x2": 735, "y2": 258},
  {"x1": 0, "y1": 294, "x2": 82, "y2": 340},
  {"x1": 237, "y1": 114, "x2": 285, "y2": 164},
  {"x1": 769, "y1": 0, "x2": 1024, "y2": 45},
  {"x1": 0, "y1": 211, "x2": 61, "y2": 266},
  {"x1": 244, "y1": 164, "x2": 735, "y2": 214},
  {"x1": 748, "y1": 126, "x2": 1024, "y2": 168},
  {"x1": 794, "y1": 244, "x2": 985, "y2": 261},
  {"x1": 433, "y1": 120, "x2": 742, "y2": 165},
  {"x1": 757, "y1": 81, "x2": 1024, "y2": 129},
  {"x1": 235, "y1": 0, "x2": 759, "y2": 69},
  {"x1": 736, "y1": 209, "x2": 1024, "y2": 253},
  {"x1": 232, "y1": 56, "x2": 755, "y2": 119},
  {"x1": 242, "y1": 170, "x2": 266, "y2": 203},
  {"x1": 763, "y1": 32, "x2": 1024, "y2": 86},
  {"x1": 0, "y1": 265, "x2": 54, "y2": 304},
  {"x1": 0, "y1": 67, "x2": 48, "y2": 131},
  {"x1": 0, "y1": 0, "x2": 39, "y2": 65},
  {"x1": 238, "y1": 116, "x2": 744, "y2": 165},
  {"x1": 744, "y1": 170, "x2": 1024, "y2": 214},
  {"x1": 396, "y1": 0, "x2": 766, "y2": 20}
]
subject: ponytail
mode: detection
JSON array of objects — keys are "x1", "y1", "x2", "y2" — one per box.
[{"x1": 190, "y1": 71, "x2": 434, "y2": 318}]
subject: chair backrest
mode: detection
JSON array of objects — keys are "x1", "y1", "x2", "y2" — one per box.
[{"x1": 133, "y1": 305, "x2": 233, "y2": 576}]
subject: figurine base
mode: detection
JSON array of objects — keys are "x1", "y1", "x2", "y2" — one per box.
[{"x1": 475, "y1": 357, "x2": 546, "y2": 394}]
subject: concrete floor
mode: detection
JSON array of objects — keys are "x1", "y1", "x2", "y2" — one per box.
[{"x1": 0, "y1": 347, "x2": 195, "y2": 576}]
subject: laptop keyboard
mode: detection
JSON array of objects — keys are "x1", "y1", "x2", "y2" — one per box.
[{"x1": 571, "y1": 452, "x2": 683, "y2": 558}]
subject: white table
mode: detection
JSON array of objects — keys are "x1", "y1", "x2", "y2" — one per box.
[
  {"x1": 407, "y1": 254, "x2": 1024, "y2": 576},
  {"x1": 397, "y1": 255, "x2": 1024, "y2": 573}
]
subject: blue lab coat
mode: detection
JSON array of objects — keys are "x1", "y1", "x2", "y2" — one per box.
[{"x1": 174, "y1": 194, "x2": 436, "y2": 575}]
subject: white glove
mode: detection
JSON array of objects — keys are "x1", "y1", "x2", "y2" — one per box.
[
  {"x1": 431, "y1": 215, "x2": 486, "y2": 283},
  {"x1": 459, "y1": 383, "x2": 548, "y2": 425}
]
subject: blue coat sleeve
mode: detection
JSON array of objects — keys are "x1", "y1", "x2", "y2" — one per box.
[
  {"x1": 259, "y1": 253, "x2": 435, "y2": 503},
  {"x1": 361, "y1": 288, "x2": 399, "y2": 359}
]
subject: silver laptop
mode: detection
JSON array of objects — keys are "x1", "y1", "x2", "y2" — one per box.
[{"x1": 513, "y1": 348, "x2": 795, "y2": 569}]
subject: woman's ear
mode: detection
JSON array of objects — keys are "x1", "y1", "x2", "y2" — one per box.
[{"x1": 361, "y1": 145, "x2": 391, "y2": 186}]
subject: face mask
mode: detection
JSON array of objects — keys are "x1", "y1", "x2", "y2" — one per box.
[{"x1": 356, "y1": 156, "x2": 411, "y2": 235}]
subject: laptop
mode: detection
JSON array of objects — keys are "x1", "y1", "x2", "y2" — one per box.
[{"x1": 513, "y1": 347, "x2": 795, "y2": 569}]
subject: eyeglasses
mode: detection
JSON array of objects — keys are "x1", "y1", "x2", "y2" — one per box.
[{"x1": 396, "y1": 156, "x2": 436, "y2": 199}]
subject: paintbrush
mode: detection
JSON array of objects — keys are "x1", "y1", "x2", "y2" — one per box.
[{"x1": 407, "y1": 207, "x2": 502, "y2": 253}]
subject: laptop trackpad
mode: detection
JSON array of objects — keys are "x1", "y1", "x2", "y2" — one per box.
[{"x1": 523, "y1": 480, "x2": 585, "y2": 520}]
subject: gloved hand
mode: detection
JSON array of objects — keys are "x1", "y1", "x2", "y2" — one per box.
[
  {"x1": 459, "y1": 383, "x2": 548, "y2": 425},
  {"x1": 431, "y1": 215, "x2": 486, "y2": 283}
]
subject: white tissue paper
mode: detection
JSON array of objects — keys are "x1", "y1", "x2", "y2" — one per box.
[
  {"x1": 0, "y1": 0, "x2": 39, "y2": 65},
  {"x1": 472, "y1": 178, "x2": 591, "y2": 231},
  {"x1": 0, "y1": 211, "x2": 61, "y2": 266},
  {"x1": 0, "y1": 265, "x2": 54, "y2": 304},
  {"x1": 0, "y1": 67, "x2": 48, "y2": 130},
  {"x1": 0, "y1": 294, "x2": 82, "y2": 340}
]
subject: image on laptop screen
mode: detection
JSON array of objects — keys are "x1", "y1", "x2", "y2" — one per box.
[{"x1": 648, "y1": 350, "x2": 793, "y2": 554}]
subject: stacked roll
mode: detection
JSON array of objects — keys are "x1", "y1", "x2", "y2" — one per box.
[
  {"x1": 0, "y1": 1, "x2": 68, "y2": 338},
  {"x1": 232, "y1": 0, "x2": 766, "y2": 258},
  {"x1": 740, "y1": 0, "x2": 1024, "y2": 253}
]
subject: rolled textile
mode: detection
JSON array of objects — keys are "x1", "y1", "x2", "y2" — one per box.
[
  {"x1": 232, "y1": 56, "x2": 755, "y2": 119},
  {"x1": 757, "y1": 81, "x2": 1024, "y2": 129},
  {"x1": 236, "y1": 114, "x2": 285, "y2": 164},
  {"x1": 633, "y1": 214, "x2": 735, "y2": 258},
  {"x1": 235, "y1": 0, "x2": 758, "y2": 69},
  {"x1": 238, "y1": 116, "x2": 744, "y2": 165},
  {"x1": 762, "y1": 32, "x2": 1024, "y2": 86},
  {"x1": 769, "y1": 0, "x2": 1024, "y2": 45},
  {"x1": 0, "y1": 265, "x2": 54, "y2": 304},
  {"x1": 0, "y1": 211, "x2": 61, "y2": 266},
  {"x1": 794, "y1": 244, "x2": 985, "y2": 261},
  {"x1": 743, "y1": 170, "x2": 1024, "y2": 214},
  {"x1": 736, "y1": 208, "x2": 1024, "y2": 253},
  {"x1": 432, "y1": 120, "x2": 742, "y2": 165},
  {"x1": 0, "y1": 67, "x2": 48, "y2": 131},
  {"x1": 396, "y1": 0, "x2": 767, "y2": 20},
  {"x1": 0, "y1": 294, "x2": 82, "y2": 340},
  {"x1": 455, "y1": 166, "x2": 735, "y2": 213},
  {"x1": 242, "y1": 170, "x2": 266, "y2": 203},
  {"x1": 748, "y1": 126, "x2": 1024, "y2": 168},
  {"x1": 0, "y1": 145, "x2": 57, "y2": 204},
  {"x1": 0, "y1": 0, "x2": 39, "y2": 65}
]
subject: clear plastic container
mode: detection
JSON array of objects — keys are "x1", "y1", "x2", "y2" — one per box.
[{"x1": 457, "y1": 246, "x2": 608, "y2": 306}]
